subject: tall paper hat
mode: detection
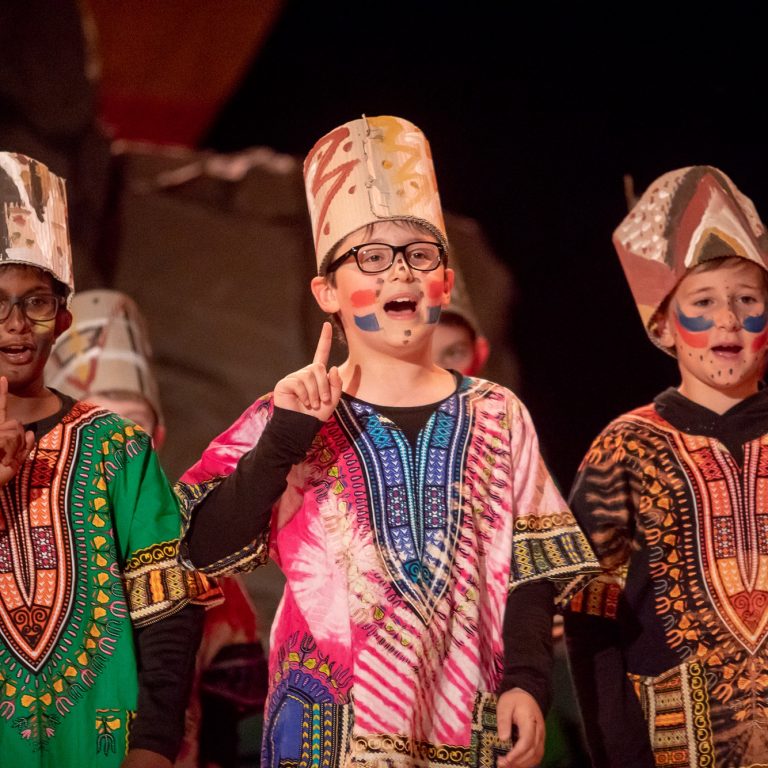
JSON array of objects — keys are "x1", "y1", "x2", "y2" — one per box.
[
  {"x1": 45, "y1": 290, "x2": 163, "y2": 423},
  {"x1": 303, "y1": 115, "x2": 447, "y2": 273},
  {"x1": 0, "y1": 152, "x2": 73, "y2": 296},
  {"x1": 613, "y1": 165, "x2": 768, "y2": 349}
]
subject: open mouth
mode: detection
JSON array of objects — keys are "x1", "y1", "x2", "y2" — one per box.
[
  {"x1": 711, "y1": 344, "x2": 743, "y2": 356},
  {"x1": 0, "y1": 343, "x2": 33, "y2": 364},
  {"x1": 383, "y1": 297, "x2": 419, "y2": 317}
]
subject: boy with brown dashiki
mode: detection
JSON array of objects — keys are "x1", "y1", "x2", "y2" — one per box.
[
  {"x1": 177, "y1": 115, "x2": 599, "y2": 768},
  {"x1": 566, "y1": 166, "x2": 768, "y2": 767},
  {"x1": 0, "y1": 152, "x2": 215, "y2": 768}
]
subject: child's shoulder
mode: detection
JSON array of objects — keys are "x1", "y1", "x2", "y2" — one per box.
[
  {"x1": 587, "y1": 401, "x2": 670, "y2": 453},
  {"x1": 64, "y1": 400, "x2": 153, "y2": 448}
]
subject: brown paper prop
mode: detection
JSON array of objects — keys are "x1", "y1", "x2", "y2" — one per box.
[
  {"x1": 0, "y1": 152, "x2": 73, "y2": 295},
  {"x1": 304, "y1": 115, "x2": 447, "y2": 273},
  {"x1": 613, "y1": 165, "x2": 768, "y2": 350},
  {"x1": 45, "y1": 289, "x2": 163, "y2": 423}
]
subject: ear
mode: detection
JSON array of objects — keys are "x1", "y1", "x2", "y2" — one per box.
[
  {"x1": 442, "y1": 268, "x2": 455, "y2": 305},
  {"x1": 473, "y1": 335, "x2": 490, "y2": 373},
  {"x1": 654, "y1": 311, "x2": 676, "y2": 351},
  {"x1": 311, "y1": 276, "x2": 340, "y2": 314},
  {"x1": 152, "y1": 423, "x2": 167, "y2": 451},
  {"x1": 54, "y1": 308, "x2": 73, "y2": 339}
]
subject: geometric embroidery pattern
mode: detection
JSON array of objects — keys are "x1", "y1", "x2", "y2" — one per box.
[{"x1": 336, "y1": 393, "x2": 469, "y2": 626}]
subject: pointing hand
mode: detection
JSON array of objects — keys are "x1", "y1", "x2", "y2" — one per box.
[{"x1": 273, "y1": 322, "x2": 343, "y2": 421}]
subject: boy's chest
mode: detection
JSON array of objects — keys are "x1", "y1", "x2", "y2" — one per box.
[{"x1": 638, "y1": 431, "x2": 768, "y2": 653}]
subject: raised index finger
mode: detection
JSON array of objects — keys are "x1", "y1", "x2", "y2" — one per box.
[
  {"x1": 0, "y1": 377, "x2": 7, "y2": 424},
  {"x1": 312, "y1": 321, "x2": 333, "y2": 367}
]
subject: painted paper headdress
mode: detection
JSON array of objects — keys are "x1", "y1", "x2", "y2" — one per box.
[
  {"x1": 45, "y1": 290, "x2": 163, "y2": 423},
  {"x1": 304, "y1": 115, "x2": 447, "y2": 273},
  {"x1": 0, "y1": 152, "x2": 73, "y2": 296},
  {"x1": 614, "y1": 165, "x2": 768, "y2": 350}
]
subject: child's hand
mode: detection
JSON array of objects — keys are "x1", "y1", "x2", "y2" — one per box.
[
  {"x1": 0, "y1": 377, "x2": 34, "y2": 487},
  {"x1": 496, "y1": 687, "x2": 545, "y2": 768},
  {"x1": 274, "y1": 322, "x2": 342, "y2": 421}
]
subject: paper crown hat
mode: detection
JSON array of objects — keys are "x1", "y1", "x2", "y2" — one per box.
[
  {"x1": 45, "y1": 290, "x2": 163, "y2": 423},
  {"x1": 613, "y1": 165, "x2": 768, "y2": 348},
  {"x1": 0, "y1": 152, "x2": 73, "y2": 296},
  {"x1": 303, "y1": 115, "x2": 447, "y2": 273}
]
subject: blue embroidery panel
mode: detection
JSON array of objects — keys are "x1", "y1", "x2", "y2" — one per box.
[{"x1": 337, "y1": 388, "x2": 471, "y2": 626}]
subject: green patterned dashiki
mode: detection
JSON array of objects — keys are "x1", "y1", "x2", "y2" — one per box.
[{"x1": 0, "y1": 400, "x2": 209, "y2": 767}]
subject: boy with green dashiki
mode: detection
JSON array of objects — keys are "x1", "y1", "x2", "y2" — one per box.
[
  {"x1": 177, "y1": 115, "x2": 599, "y2": 768},
  {"x1": 45, "y1": 288, "x2": 267, "y2": 768},
  {"x1": 566, "y1": 166, "x2": 768, "y2": 767},
  {"x1": 0, "y1": 152, "x2": 217, "y2": 768}
]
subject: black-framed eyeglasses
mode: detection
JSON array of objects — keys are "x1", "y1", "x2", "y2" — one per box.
[
  {"x1": 326, "y1": 241, "x2": 445, "y2": 275},
  {"x1": 0, "y1": 293, "x2": 63, "y2": 323}
]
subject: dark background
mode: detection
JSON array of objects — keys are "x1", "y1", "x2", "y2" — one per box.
[
  {"x1": 4, "y1": 0, "x2": 768, "y2": 489},
  {"x1": 203, "y1": 0, "x2": 768, "y2": 486}
]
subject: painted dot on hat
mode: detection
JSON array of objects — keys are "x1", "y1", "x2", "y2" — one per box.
[
  {"x1": 382, "y1": 160, "x2": 393, "y2": 169},
  {"x1": 343, "y1": 141, "x2": 352, "y2": 152},
  {"x1": 348, "y1": 186, "x2": 356, "y2": 194},
  {"x1": 323, "y1": 223, "x2": 330, "y2": 235}
]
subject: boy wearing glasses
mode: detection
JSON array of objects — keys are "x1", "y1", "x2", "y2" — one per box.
[
  {"x1": 0, "y1": 152, "x2": 216, "y2": 768},
  {"x1": 178, "y1": 116, "x2": 598, "y2": 768}
]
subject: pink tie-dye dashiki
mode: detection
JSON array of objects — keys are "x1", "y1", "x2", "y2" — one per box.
[{"x1": 179, "y1": 377, "x2": 597, "y2": 768}]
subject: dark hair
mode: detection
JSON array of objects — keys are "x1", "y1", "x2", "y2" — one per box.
[
  {"x1": 0, "y1": 263, "x2": 68, "y2": 298},
  {"x1": 438, "y1": 311, "x2": 477, "y2": 342}
]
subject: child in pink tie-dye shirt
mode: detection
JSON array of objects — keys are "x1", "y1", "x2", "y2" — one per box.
[{"x1": 177, "y1": 115, "x2": 598, "y2": 768}]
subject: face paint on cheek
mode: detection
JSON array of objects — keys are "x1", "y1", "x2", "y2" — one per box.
[
  {"x1": 424, "y1": 281, "x2": 444, "y2": 324},
  {"x1": 350, "y1": 289, "x2": 378, "y2": 308},
  {"x1": 354, "y1": 313, "x2": 381, "y2": 332},
  {"x1": 751, "y1": 329, "x2": 768, "y2": 353},
  {"x1": 744, "y1": 311, "x2": 768, "y2": 333},
  {"x1": 426, "y1": 281, "x2": 444, "y2": 301},
  {"x1": 674, "y1": 304, "x2": 713, "y2": 349}
]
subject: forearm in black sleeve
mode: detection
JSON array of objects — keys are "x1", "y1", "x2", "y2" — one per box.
[
  {"x1": 564, "y1": 612, "x2": 654, "y2": 768},
  {"x1": 130, "y1": 603, "x2": 205, "y2": 760},
  {"x1": 498, "y1": 579, "x2": 556, "y2": 714},
  {"x1": 186, "y1": 407, "x2": 321, "y2": 567}
]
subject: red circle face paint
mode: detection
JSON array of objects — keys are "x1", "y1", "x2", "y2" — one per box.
[
  {"x1": 426, "y1": 281, "x2": 444, "y2": 301},
  {"x1": 350, "y1": 289, "x2": 377, "y2": 308}
]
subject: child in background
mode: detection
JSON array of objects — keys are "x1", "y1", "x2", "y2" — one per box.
[
  {"x1": 0, "y1": 152, "x2": 214, "y2": 768},
  {"x1": 177, "y1": 114, "x2": 598, "y2": 768},
  {"x1": 45, "y1": 289, "x2": 267, "y2": 768},
  {"x1": 566, "y1": 166, "x2": 768, "y2": 766},
  {"x1": 431, "y1": 265, "x2": 489, "y2": 376}
]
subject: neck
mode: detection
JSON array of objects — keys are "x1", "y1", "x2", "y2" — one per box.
[
  {"x1": 678, "y1": 377, "x2": 759, "y2": 415},
  {"x1": 339, "y1": 344, "x2": 455, "y2": 406},
  {"x1": 8, "y1": 386, "x2": 61, "y2": 424}
]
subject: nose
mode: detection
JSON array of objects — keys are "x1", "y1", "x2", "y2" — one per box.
[
  {"x1": 714, "y1": 304, "x2": 741, "y2": 331},
  {"x1": 390, "y1": 252, "x2": 415, "y2": 281}
]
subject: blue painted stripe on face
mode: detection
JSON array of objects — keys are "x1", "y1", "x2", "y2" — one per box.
[
  {"x1": 426, "y1": 306, "x2": 442, "y2": 324},
  {"x1": 354, "y1": 313, "x2": 381, "y2": 332},
  {"x1": 675, "y1": 304, "x2": 714, "y2": 332},
  {"x1": 743, "y1": 311, "x2": 768, "y2": 333}
]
